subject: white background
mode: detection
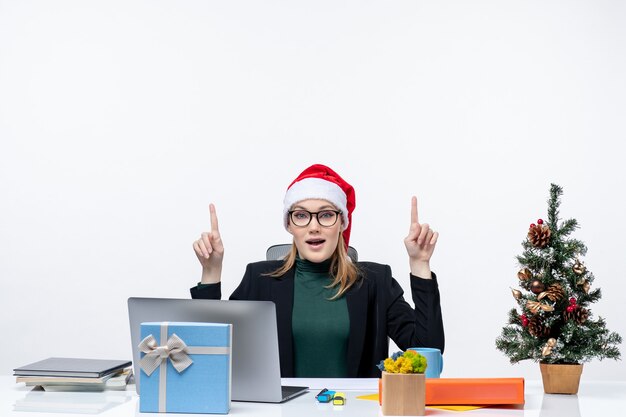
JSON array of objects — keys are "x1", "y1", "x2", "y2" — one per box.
[{"x1": 1, "y1": 0, "x2": 625, "y2": 381}]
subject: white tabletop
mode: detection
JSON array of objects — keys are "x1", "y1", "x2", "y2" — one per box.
[{"x1": 1, "y1": 376, "x2": 625, "y2": 417}]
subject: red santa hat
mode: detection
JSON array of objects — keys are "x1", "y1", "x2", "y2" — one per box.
[{"x1": 283, "y1": 164, "x2": 356, "y2": 246}]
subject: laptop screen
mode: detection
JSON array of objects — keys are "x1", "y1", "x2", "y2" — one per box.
[{"x1": 128, "y1": 297, "x2": 297, "y2": 402}]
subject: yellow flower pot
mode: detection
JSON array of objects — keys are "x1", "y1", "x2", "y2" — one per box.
[{"x1": 381, "y1": 371, "x2": 426, "y2": 416}]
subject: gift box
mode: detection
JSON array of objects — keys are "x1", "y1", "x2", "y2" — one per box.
[
  {"x1": 379, "y1": 377, "x2": 525, "y2": 406},
  {"x1": 425, "y1": 378, "x2": 525, "y2": 405},
  {"x1": 139, "y1": 322, "x2": 232, "y2": 414}
]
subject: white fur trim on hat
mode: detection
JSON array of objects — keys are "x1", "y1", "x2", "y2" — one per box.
[{"x1": 283, "y1": 177, "x2": 349, "y2": 230}]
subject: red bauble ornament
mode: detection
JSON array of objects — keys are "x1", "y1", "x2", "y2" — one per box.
[
  {"x1": 569, "y1": 297, "x2": 576, "y2": 305},
  {"x1": 566, "y1": 305, "x2": 576, "y2": 313},
  {"x1": 530, "y1": 223, "x2": 536, "y2": 228},
  {"x1": 537, "y1": 219, "x2": 544, "y2": 225},
  {"x1": 521, "y1": 314, "x2": 529, "y2": 327}
]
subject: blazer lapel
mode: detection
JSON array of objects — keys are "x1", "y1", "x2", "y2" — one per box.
[
  {"x1": 346, "y1": 280, "x2": 369, "y2": 377},
  {"x1": 272, "y1": 267, "x2": 296, "y2": 377}
]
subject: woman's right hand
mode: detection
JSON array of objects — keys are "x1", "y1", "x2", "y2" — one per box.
[{"x1": 193, "y1": 204, "x2": 224, "y2": 284}]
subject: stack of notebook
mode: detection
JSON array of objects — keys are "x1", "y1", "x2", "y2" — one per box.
[{"x1": 14, "y1": 357, "x2": 133, "y2": 392}]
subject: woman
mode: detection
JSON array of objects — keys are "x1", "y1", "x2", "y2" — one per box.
[{"x1": 190, "y1": 164, "x2": 444, "y2": 378}]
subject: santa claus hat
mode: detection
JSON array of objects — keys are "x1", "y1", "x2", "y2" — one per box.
[{"x1": 283, "y1": 164, "x2": 356, "y2": 246}]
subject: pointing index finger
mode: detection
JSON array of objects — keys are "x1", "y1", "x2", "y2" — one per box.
[
  {"x1": 209, "y1": 203, "x2": 220, "y2": 232},
  {"x1": 411, "y1": 196, "x2": 419, "y2": 225}
]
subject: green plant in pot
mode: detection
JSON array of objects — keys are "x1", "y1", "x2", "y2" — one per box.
[{"x1": 495, "y1": 184, "x2": 621, "y2": 394}]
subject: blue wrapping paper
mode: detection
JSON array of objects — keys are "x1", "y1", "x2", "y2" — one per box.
[{"x1": 139, "y1": 322, "x2": 231, "y2": 414}]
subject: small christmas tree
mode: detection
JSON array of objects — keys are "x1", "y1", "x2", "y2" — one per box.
[{"x1": 496, "y1": 184, "x2": 621, "y2": 365}]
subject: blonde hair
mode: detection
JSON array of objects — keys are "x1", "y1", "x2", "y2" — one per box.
[{"x1": 269, "y1": 233, "x2": 360, "y2": 299}]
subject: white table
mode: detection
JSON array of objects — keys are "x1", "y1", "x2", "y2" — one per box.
[{"x1": 1, "y1": 376, "x2": 624, "y2": 416}]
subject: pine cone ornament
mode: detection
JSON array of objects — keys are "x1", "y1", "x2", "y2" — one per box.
[
  {"x1": 528, "y1": 315, "x2": 550, "y2": 337},
  {"x1": 564, "y1": 306, "x2": 589, "y2": 324},
  {"x1": 528, "y1": 224, "x2": 551, "y2": 248},
  {"x1": 538, "y1": 283, "x2": 565, "y2": 302}
]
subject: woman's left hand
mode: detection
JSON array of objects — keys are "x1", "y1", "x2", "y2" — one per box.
[{"x1": 404, "y1": 196, "x2": 438, "y2": 278}]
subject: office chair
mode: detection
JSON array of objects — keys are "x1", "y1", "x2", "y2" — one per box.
[{"x1": 266, "y1": 244, "x2": 358, "y2": 263}]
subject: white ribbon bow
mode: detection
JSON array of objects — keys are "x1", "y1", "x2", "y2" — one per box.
[{"x1": 138, "y1": 333, "x2": 193, "y2": 376}]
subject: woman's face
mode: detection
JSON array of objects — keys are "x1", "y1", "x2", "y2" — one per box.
[{"x1": 287, "y1": 199, "x2": 342, "y2": 263}]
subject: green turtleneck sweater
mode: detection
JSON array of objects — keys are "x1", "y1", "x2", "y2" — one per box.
[{"x1": 292, "y1": 257, "x2": 350, "y2": 377}]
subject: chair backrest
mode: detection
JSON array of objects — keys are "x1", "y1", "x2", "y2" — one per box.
[{"x1": 266, "y1": 244, "x2": 358, "y2": 262}]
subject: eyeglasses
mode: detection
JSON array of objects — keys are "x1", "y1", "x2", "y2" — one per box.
[{"x1": 288, "y1": 209, "x2": 342, "y2": 227}]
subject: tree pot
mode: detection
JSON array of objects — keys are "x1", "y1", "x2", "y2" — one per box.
[
  {"x1": 539, "y1": 362, "x2": 583, "y2": 394},
  {"x1": 381, "y1": 371, "x2": 426, "y2": 416}
]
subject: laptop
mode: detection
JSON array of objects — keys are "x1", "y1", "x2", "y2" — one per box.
[{"x1": 127, "y1": 297, "x2": 308, "y2": 403}]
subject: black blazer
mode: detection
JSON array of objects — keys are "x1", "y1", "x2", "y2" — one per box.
[{"x1": 190, "y1": 260, "x2": 444, "y2": 377}]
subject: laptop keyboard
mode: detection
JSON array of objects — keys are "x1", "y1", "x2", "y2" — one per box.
[{"x1": 281, "y1": 385, "x2": 308, "y2": 399}]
